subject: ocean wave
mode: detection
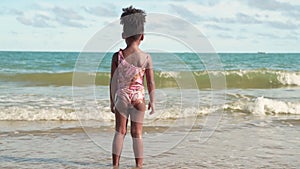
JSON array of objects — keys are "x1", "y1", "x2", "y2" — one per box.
[
  {"x1": 0, "y1": 69, "x2": 299, "y2": 88},
  {"x1": 196, "y1": 69, "x2": 300, "y2": 88},
  {"x1": 224, "y1": 97, "x2": 300, "y2": 115},
  {"x1": 1, "y1": 96, "x2": 299, "y2": 121},
  {"x1": 0, "y1": 106, "x2": 212, "y2": 121}
]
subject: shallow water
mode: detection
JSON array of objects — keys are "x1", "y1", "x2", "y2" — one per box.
[{"x1": 1, "y1": 114, "x2": 300, "y2": 168}]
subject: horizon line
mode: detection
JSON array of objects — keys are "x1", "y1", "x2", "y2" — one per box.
[{"x1": 0, "y1": 49, "x2": 300, "y2": 54}]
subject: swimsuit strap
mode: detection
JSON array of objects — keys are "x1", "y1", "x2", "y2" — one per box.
[
  {"x1": 118, "y1": 50, "x2": 124, "y2": 64},
  {"x1": 141, "y1": 55, "x2": 149, "y2": 68}
]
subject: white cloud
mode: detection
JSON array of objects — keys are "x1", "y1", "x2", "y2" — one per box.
[
  {"x1": 83, "y1": 4, "x2": 118, "y2": 17},
  {"x1": 267, "y1": 21, "x2": 298, "y2": 30},
  {"x1": 217, "y1": 33, "x2": 234, "y2": 39},
  {"x1": 204, "y1": 24, "x2": 231, "y2": 31},
  {"x1": 196, "y1": 0, "x2": 222, "y2": 7},
  {"x1": 246, "y1": 0, "x2": 297, "y2": 11},
  {"x1": 209, "y1": 13, "x2": 261, "y2": 24},
  {"x1": 168, "y1": 4, "x2": 202, "y2": 23},
  {"x1": 235, "y1": 13, "x2": 261, "y2": 24},
  {"x1": 14, "y1": 5, "x2": 87, "y2": 28},
  {"x1": 257, "y1": 32, "x2": 280, "y2": 39},
  {"x1": 52, "y1": 6, "x2": 83, "y2": 20},
  {"x1": 245, "y1": 0, "x2": 300, "y2": 19},
  {"x1": 205, "y1": 11, "x2": 299, "y2": 31},
  {"x1": 16, "y1": 14, "x2": 52, "y2": 28},
  {"x1": 9, "y1": 9, "x2": 23, "y2": 15},
  {"x1": 0, "y1": 8, "x2": 23, "y2": 15},
  {"x1": 52, "y1": 6, "x2": 86, "y2": 28},
  {"x1": 2, "y1": 0, "x2": 300, "y2": 52}
]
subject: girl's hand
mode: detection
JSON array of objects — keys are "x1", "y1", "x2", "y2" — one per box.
[
  {"x1": 110, "y1": 104, "x2": 115, "y2": 114},
  {"x1": 148, "y1": 102, "x2": 155, "y2": 115}
]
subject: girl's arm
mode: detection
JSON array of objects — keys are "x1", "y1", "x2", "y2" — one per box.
[
  {"x1": 145, "y1": 55, "x2": 155, "y2": 115},
  {"x1": 110, "y1": 52, "x2": 118, "y2": 113}
]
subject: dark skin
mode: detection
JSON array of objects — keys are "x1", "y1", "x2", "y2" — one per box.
[{"x1": 110, "y1": 34, "x2": 155, "y2": 168}]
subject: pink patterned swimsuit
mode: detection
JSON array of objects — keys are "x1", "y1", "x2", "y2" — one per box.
[{"x1": 115, "y1": 49, "x2": 148, "y2": 111}]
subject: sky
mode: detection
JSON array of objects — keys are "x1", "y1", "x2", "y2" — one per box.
[{"x1": 1, "y1": 0, "x2": 300, "y2": 52}]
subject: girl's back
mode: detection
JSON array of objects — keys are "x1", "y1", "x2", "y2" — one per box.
[{"x1": 121, "y1": 49, "x2": 148, "y2": 68}]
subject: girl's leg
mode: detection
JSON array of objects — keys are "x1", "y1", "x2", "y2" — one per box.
[
  {"x1": 130, "y1": 101, "x2": 146, "y2": 168},
  {"x1": 112, "y1": 110, "x2": 128, "y2": 167}
]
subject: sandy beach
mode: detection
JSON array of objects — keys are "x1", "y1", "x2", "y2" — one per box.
[{"x1": 1, "y1": 113, "x2": 300, "y2": 168}]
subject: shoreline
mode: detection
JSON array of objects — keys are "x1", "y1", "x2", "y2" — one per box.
[{"x1": 1, "y1": 114, "x2": 300, "y2": 168}]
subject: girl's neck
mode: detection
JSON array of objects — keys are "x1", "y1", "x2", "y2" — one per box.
[{"x1": 125, "y1": 42, "x2": 140, "y2": 52}]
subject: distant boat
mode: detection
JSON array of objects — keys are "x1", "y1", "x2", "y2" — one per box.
[{"x1": 257, "y1": 51, "x2": 266, "y2": 54}]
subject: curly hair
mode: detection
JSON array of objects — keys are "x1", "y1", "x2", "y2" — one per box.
[{"x1": 120, "y1": 6, "x2": 146, "y2": 40}]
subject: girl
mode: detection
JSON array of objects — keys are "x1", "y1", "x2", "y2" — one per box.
[{"x1": 110, "y1": 6, "x2": 155, "y2": 168}]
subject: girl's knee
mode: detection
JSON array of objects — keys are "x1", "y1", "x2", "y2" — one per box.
[
  {"x1": 116, "y1": 128, "x2": 127, "y2": 135},
  {"x1": 130, "y1": 129, "x2": 142, "y2": 138}
]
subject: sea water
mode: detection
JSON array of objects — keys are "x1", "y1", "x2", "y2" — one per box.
[{"x1": 0, "y1": 51, "x2": 299, "y2": 168}]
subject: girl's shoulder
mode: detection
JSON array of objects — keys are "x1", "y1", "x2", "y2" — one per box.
[
  {"x1": 111, "y1": 52, "x2": 119, "y2": 67},
  {"x1": 139, "y1": 51, "x2": 152, "y2": 69},
  {"x1": 138, "y1": 50, "x2": 151, "y2": 59},
  {"x1": 112, "y1": 51, "x2": 119, "y2": 61}
]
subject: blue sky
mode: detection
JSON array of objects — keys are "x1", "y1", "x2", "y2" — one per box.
[{"x1": 1, "y1": 0, "x2": 300, "y2": 52}]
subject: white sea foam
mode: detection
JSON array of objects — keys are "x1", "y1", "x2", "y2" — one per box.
[
  {"x1": 0, "y1": 106, "x2": 115, "y2": 121},
  {"x1": 144, "y1": 107, "x2": 214, "y2": 120},
  {"x1": 2, "y1": 85, "x2": 299, "y2": 121},
  {"x1": 209, "y1": 70, "x2": 300, "y2": 86},
  {"x1": 277, "y1": 71, "x2": 300, "y2": 86},
  {"x1": 158, "y1": 71, "x2": 180, "y2": 78},
  {"x1": 0, "y1": 105, "x2": 216, "y2": 121},
  {"x1": 3, "y1": 95, "x2": 299, "y2": 120},
  {"x1": 224, "y1": 96, "x2": 300, "y2": 115}
]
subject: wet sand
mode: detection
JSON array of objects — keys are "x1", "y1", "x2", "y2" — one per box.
[{"x1": 1, "y1": 114, "x2": 300, "y2": 168}]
